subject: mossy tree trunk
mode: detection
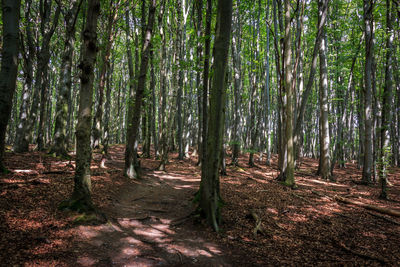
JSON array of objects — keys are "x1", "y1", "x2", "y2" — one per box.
[
  {"x1": 379, "y1": 0, "x2": 393, "y2": 199},
  {"x1": 199, "y1": 0, "x2": 232, "y2": 232},
  {"x1": 51, "y1": 0, "x2": 82, "y2": 157},
  {"x1": 69, "y1": 0, "x2": 100, "y2": 211}
]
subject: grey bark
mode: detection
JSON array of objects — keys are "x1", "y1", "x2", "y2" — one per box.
[
  {"x1": 379, "y1": 0, "x2": 393, "y2": 199},
  {"x1": 125, "y1": 0, "x2": 156, "y2": 179},
  {"x1": 317, "y1": 0, "x2": 331, "y2": 180},
  {"x1": 14, "y1": 0, "x2": 34, "y2": 153},
  {"x1": 68, "y1": 0, "x2": 100, "y2": 210},
  {"x1": 362, "y1": 0, "x2": 374, "y2": 184},
  {"x1": 0, "y1": 0, "x2": 21, "y2": 171},
  {"x1": 51, "y1": 0, "x2": 82, "y2": 157}
]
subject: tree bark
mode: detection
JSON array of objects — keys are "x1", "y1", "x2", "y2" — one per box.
[
  {"x1": 125, "y1": 0, "x2": 156, "y2": 179},
  {"x1": 14, "y1": 0, "x2": 34, "y2": 153},
  {"x1": 199, "y1": 0, "x2": 232, "y2": 232},
  {"x1": 0, "y1": 0, "x2": 21, "y2": 172},
  {"x1": 379, "y1": 0, "x2": 393, "y2": 199},
  {"x1": 68, "y1": 0, "x2": 100, "y2": 211},
  {"x1": 200, "y1": 0, "x2": 212, "y2": 166},
  {"x1": 317, "y1": 0, "x2": 331, "y2": 180},
  {"x1": 282, "y1": 0, "x2": 294, "y2": 187},
  {"x1": 362, "y1": 0, "x2": 374, "y2": 184},
  {"x1": 51, "y1": 0, "x2": 82, "y2": 157}
]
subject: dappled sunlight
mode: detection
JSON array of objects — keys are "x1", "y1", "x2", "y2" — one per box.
[{"x1": 77, "y1": 226, "x2": 101, "y2": 239}]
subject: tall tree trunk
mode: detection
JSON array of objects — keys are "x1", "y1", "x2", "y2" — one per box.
[
  {"x1": 0, "y1": 0, "x2": 21, "y2": 172},
  {"x1": 379, "y1": 0, "x2": 393, "y2": 199},
  {"x1": 65, "y1": 0, "x2": 100, "y2": 211},
  {"x1": 282, "y1": 0, "x2": 295, "y2": 187},
  {"x1": 92, "y1": 2, "x2": 118, "y2": 149},
  {"x1": 231, "y1": 5, "x2": 242, "y2": 166},
  {"x1": 150, "y1": 50, "x2": 158, "y2": 156},
  {"x1": 199, "y1": 0, "x2": 232, "y2": 232},
  {"x1": 51, "y1": 0, "x2": 82, "y2": 157},
  {"x1": 14, "y1": 0, "x2": 34, "y2": 153},
  {"x1": 317, "y1": 0, "x2": 331, "y2": 180},
  {"x1": 200, "y1": 0, "x2": 212, "y2": 165},
  {"x1": 37, "y1": 3, "x2": 61, "y2": 151},
  {"x1": 362, "y1": 0, "x2": 374, "y2": 184},
  {"x1": 195, "y1": 0, "x2": 203, "y2": 161},
  {"x1": 125, "y1": 0, "x2": 156, "y2": 179},
  {"x1": 264, "y1": 0, "x2": 271, "y2": 166}
]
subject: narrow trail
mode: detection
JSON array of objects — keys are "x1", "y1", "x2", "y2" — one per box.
[{"x1": 75, "y1": 146, "x2": 231, "y2": 266}]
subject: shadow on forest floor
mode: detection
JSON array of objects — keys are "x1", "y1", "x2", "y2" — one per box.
[{"x1": 1, "y1": 144, "x2": 399, "y2": 266}]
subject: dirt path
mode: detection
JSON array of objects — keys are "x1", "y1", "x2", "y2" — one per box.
[{"x1": 75, "y1": 149, "x2": 231, "y2": 266}]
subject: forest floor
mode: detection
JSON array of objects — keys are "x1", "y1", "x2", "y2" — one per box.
[{"x1": 1, "y1": 144, "x2": 400, "y2": 266}]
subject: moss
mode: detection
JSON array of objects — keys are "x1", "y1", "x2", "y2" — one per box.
[{"x1": 72, "y1": 213, "x2": 98, "y2": 225}]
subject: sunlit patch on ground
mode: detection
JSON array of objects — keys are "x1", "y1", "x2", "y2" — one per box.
[{"x1": 1, "y1": 145, "x2": 400, "y2": 266}]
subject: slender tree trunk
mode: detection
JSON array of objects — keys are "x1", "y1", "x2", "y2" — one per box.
[
  {"x1": 65, "y1": 0, "x2": 100, "y2": 211},
  {"x1": 0, "y1": 0, "x2": 21, "y2": 172},
  {"x1": 317, "y1": 0, "x2": 331, "y2": 180},
  {"x1": 125, "y1": 0, "x2": 156, "y2": 179},
  {"x1": 200, "y1": 0, "x2": 212, "y2": 165},
  {"x1": 195, "y1": 0, "x2": 203, "y2": 161},
  {"x1": 265, "y1": 0, "x2": 271, "y2": 166},
  {"x1": 282, "y1": 0, "x2": 295, "y2": 187},
  {"x1": 37, "y1": 4, "x2": 61, "y2": 151},
  {"x1": 199, "y1": 0, "x2": 232, "y2": 232},
  {"x1": 51, "y1": 0, "x2": 81, "y2": 157},
  {"x1": 14, "y1": 0, "x2": 34, "y2": 153},
  {"x1": 293, "y1": 0, "x2": 327, "y2": 157},
  {"x1": 379, "y1": 0, "x2": 393, "y2": 199},
  {"x1": 230, "y1": 2, "x2": 241, "y2": 166},
  {"x1": 92, "y1": 3, "x2": 118, "y2": 149},
  {"x1": 362, "y1": 0, "x2": 374, "y2": 184}
]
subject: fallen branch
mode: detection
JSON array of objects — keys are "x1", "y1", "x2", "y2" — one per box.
[
  {"x1": 335, "y1": 196, "x2": 400, "y2": 218},
  {"x1": 367, "y1": 211, "x2": 400, "y2": 225}
]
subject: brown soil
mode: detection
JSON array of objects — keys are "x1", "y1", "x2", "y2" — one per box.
[{"x1": 1, "y1": 145, "x2": 399, "y2": 266}]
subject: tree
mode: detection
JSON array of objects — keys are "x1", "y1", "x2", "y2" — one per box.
[
  {"x1": 282, "y1": 0, "x2": 295, "y2": 187},
  {"x1": 379, "y1": 0, "x2": 393, "y2": 199},
  {"x1": 0, "y1": 0, "x2": 21, "y2": 172},
  {"x1": 362, "y1": 0, "x2": 374, "y2": 184},
  {"x1": 125, "y1": 0, "x2": 157, "y2": 179},
  {"x1": 317, "y1": 0, "x2": 331, "y2": 180},
  {"x1": 62, "y1": 0, "x2": 101, "y2": 211},
  {"x1": 50, "y1": 0, "x2": 82, "y2": 157},
  {"x1": 198, "y1": 0, "x2": 232, "y2": 232},
  {"x1": 14, "y1": 0, "x2": 34, "y2": 153}
]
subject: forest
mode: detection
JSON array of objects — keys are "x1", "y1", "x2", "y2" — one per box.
[{"x1": 1, "y1": 0, "x2": 400, "y2": 265}]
